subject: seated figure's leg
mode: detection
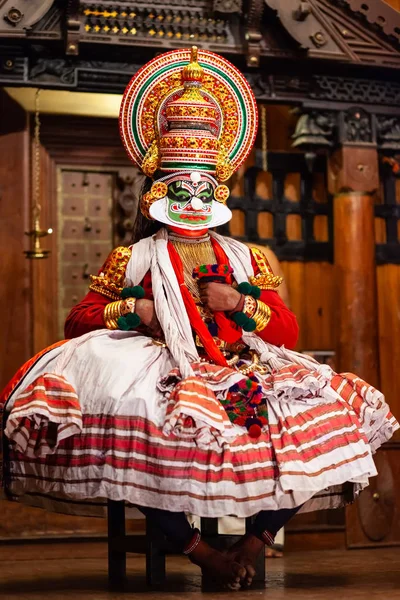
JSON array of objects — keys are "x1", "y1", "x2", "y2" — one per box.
[
  {"x1": 137, "y1": 505, "x2": 194, "y2": 551},
  {"x1": 136, "y1": 505, "x2": 247, "y2": 588},
  {"x1": 252, "y1": 505, "x2": 302, "y2": 546},
  {"x1": 227, "y1": 505, "x2": 303, "y2": 586}
]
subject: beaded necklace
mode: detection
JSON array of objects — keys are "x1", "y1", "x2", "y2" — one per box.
[{"x1": 169, "y1": 232, "x2": 216, "y2": 306}]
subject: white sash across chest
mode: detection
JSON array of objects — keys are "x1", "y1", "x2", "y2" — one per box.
[{"x1": 124, "y1": 229, "x2": 319, "y2": 375}]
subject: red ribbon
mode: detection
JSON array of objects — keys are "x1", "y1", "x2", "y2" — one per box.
[{"x1": 167, "y1": 242, "x2": 229, "y2": 367}]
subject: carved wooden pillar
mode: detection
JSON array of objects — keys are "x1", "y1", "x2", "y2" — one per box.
[{"x1": 328, "y1": 139, "x2": 380, "y2": 387}]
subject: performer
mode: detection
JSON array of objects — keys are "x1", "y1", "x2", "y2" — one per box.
[{"x1": 1, "y1": 47, "x2": 398, "y2": 589}]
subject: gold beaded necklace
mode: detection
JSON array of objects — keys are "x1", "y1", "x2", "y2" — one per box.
[{"x1": 169, "y1": 233, "x2": 216, "y2": 304}]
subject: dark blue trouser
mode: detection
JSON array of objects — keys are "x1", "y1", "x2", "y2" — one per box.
[{"x1": 137, "y1": 505, "x2": 302, "y2": 551}]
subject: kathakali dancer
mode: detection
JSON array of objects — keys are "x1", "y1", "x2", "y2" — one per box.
[{"x1": 1, "y1": 47, "x2": 398, "y2": 588}]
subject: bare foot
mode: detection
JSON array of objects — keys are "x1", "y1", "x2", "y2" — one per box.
[
  {"x1": 189, "y1": 539, "x2": 246, "y2": 589},
  {"x1": 226, "y1": 533, "x2": 265, "y2": 587},
  {"x1": 266, "y1": 545, "x2": 283, "y2": 558}
]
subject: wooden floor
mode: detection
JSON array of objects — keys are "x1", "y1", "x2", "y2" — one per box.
[{"x1": 1, "y1": 542, "x2": 400, "y2": 599}]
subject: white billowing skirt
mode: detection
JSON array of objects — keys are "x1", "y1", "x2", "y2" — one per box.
[{"x1": 2, "y1": 329, "x2": 398, "y2": 518}]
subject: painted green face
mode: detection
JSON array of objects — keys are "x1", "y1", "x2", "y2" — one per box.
[{"x1": 167, "y1": 179, "x2": 214, "y2": 226}]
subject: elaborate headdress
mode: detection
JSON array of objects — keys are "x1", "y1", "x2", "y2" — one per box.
[{"x1": 119, "y1": 47, "x2": 258, "y2": 227}]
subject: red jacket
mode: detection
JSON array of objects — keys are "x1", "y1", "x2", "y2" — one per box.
[{"x1": 65, "y1": 242, "x2": 299, "y2": 349}]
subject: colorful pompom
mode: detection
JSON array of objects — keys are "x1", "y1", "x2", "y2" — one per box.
[
  {"x1": 117, "y1": 316, "x2": 130, "y2": 331},
  {"x1": 232, "y1": 312, "x2": 248, "y2": 327},
  {"x1": 125, "y1": 312, "x2": 141, "y2": 327},
  {"x1": 238, "y1": 282, "x2": 261, "y2": 299},
  {"x1": 248, "y1": 424, "x2": 262, "y2": 438},
  {"x1": 238, "y1": 281, "x2": 252, "y2": 295},
  {"x1": 117, "y1": 312, "x2": 141, "y2": 330},
  {"x1": 121, "y1": 286, "x2": 145, "y2": 300},
  {"x1": 242, "y1": 318, "x2": 257, "y2": 332},
  {"x1": 193, "y1": 264, "x2": 233, "y2": 282}
]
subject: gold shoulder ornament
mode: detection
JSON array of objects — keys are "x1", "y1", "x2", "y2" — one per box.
[
  {"x1": 249, "y1": 247, "x2": 283, "y2": 291},
  {"x1": 89, "y1": 246, "x2": 132, "y2": 300}
]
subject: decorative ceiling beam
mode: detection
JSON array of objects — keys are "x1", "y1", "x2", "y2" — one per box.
[
  {"x1": 341, "y1": 0, "x2": 400, "y2": 45},
  {"x1": 66, "y1": 0, "x2": 80, "y2": 55},
  {"x1": 264, "y1": 0, "x2": 400, "y2": 66},
  {"x1": 245, "y1": 0, "x2": 265, "y2": 67}
]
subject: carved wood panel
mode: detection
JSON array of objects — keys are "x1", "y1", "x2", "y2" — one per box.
[{"x1": 57, "y1": 169, "x2": 114, "y2": 336}]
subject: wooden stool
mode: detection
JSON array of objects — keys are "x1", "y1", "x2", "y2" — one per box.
[{"x1": 107, "y1": 499, "x2": 266, "y2": 588}]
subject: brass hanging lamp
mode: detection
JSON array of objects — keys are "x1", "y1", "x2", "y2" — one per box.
[
  {"x1": 24, "y1": 89, "x2": 53, "y2": 259},
  {"x1": 260, "y1": 104, "x2": 268, "y2": 172}
]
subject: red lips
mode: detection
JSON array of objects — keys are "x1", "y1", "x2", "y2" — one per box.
[{"x1": 179, "y1": 214, "x2": 208, "y2": 221}]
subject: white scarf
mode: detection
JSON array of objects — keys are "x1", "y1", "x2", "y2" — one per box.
[{"x1": 124, "y1": 228, "x2": 319, "y2": 374}]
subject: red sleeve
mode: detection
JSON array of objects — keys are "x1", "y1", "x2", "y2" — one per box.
[
  {"x1": 256, "y1": 290, "x2": 299, "y2": 349},
  {"x1": 250, "y1": 250, "x2": 299, "y2": 349},
  {"x1": 64, "y1": 290, "x2": 108, "y2": 339},
  {"x1": 64, "y1": 271, "x2": 154, "y2": 339}
]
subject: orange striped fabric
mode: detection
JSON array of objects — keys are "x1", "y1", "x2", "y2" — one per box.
[
  {"x1": 5, "y1": 373, "x2": 82, "y2": 458},
  {"x1": 161, "y1": 362, "x2": 240, "y2": 444}
]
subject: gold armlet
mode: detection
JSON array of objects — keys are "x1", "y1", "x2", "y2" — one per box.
[
  {"x1": 103, "y1": 298, "x2": 137, "y2": 330},
  {"x1": 89, "y1": 246, "x2": 132, "y2": 299},
  {"x1": 249, "y1": 273, "x2": 283, "y2": 291},
  {"x1": 249, "y1": 247, "x2": 283, "y2": 290},
  {"x1": 89, "y1": 283, "x2": 120, "y2": 301},
  {"x1": 253, "y1": 300, "x2": 272, "y2": 332}
]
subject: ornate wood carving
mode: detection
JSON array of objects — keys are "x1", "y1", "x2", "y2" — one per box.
[
  {"x1": 292, "y1": 111, "x2": 336, "y2": 149},
  {"x1": 265, "y1": 0, "x2": 346, "y2": 59},
  {"x1": 213, "y1": 0, "x2": 243, "y2": 12},
  {"x1": 340, "y1": 0, "x2": 400, "y2": 45},
  {"x1": 0, "y1": 0, "x2": 55, "y2": 34},
  {"x1": 0, "y1": 0, "x2": 398, "y2": 68},
  {"x1": 341, "y1": 107, "x2": 374, "y2": 145},
  {"x1": 376, "y1": 116, "x2": 400, "y2": 153},
  {"x1": 80, "y1": 2, "x2": 234, "y2": 47},
  {"x1": 265, "y1": 0, "x2": 400, "y2": 66},
  {"x1": 310, "y1": 75, "x2": 400, "y2": 107},
  {"x1": 245, "y1": 0, "x2": 265, "y2": 67},
  {"x1": 66, "y1": 0, "x2": 80, "y2": 55}
]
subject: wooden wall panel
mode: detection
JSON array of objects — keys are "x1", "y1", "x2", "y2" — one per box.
[
  {"x1": 279, "y1": 263, "x2": 335, "y2": 352},
  {"x1": 2, "y1": 105, "x2": 397, "y2": 547},
  {"x1": 0, "y1": 91, "x2": 32, "y2": 389},
  {"x1": 31, "y1": 145, "x2": 58, "y2": 354},
  {"x1": 377, "y1": 265, "x2": 400, "y2": 441}
]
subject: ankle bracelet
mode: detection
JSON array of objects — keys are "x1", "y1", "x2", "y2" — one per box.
[
  {"x1": 183, "y1": 528, "x2": 201, "y2": 555},
  {"x1": 260, "y1": 530, "x2": 275, "y2": 546}
]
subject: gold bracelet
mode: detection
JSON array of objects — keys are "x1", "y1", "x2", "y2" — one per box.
[
  {"x1": 103, "y1": 298, "x2": 138, "y2": 330},
  {"x1": 103, "y1": 300, "x2": 123, "y2": 330},
  {"x1": 243, "y1": 295, "x2": 257, "y2": 318},
  {"x1": 103, "y1": 303, "x2": 116, "y2": 329},
  {"x1": 254, "y1": 302, "x2": 271, "y2": 332},
  {"x1": 253, "y1": 300, "x2": 271, "y2": 332}
]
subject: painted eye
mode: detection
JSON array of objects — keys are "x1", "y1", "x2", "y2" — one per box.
[
  {"x1": 168, "y1": 187, "x2": 190, "y2": 202},
  {"x1": 197, "y1": 189, "x2": 213, "y2": 201}
]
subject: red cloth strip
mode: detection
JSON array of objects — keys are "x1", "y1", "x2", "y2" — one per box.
[{"x1": 167, "y1": 241, "x2": 228, "y2": 366}]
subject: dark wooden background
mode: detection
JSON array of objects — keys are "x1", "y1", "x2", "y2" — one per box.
[{"x1": 0, "y1": 90, "x2": 399, "y2": 550}]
